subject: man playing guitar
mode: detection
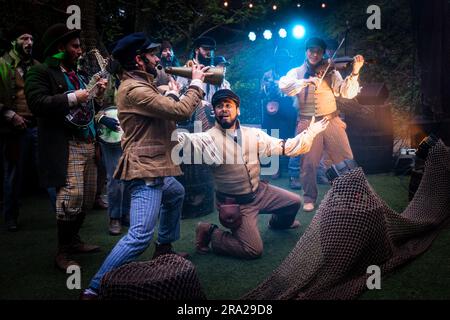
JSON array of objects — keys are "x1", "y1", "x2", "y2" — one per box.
[{"x1": 25, "y1": 24, "x2": 107, "y2": 271}]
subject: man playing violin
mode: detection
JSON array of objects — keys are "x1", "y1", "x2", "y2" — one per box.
[
  {"x1": 279, "y1": 37, "x2": 364, "y2": 212},
  {"x1": 25, "y1": 24, "x2": 107, "y2": 271}
]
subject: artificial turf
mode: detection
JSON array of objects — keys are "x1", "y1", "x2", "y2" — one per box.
[{"x1": 0, "y1": 174, "x2": 449, "y2": 300}]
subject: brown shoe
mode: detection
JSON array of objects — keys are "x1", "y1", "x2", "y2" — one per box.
[
  {"x1": 69, "y1": 236, "x2": 101, "y2": 254},
  {"x1": 109, "y1": 219, "x2": 122, "y2": 236},
  {"x1": 152, "y1": 243, "x2": 189, "y2": 259},
  {"x1": 55, "y1": 249, "x2": 80, "y2": 272},
  {"x1": 195, "y1": 222, "x2": 216, "y2": 254}
]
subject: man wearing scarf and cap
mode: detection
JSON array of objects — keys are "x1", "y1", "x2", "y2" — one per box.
[
  {"x1": 174, "y1": 89, "x2": 328, "y2": 259},
  {"x1": 25, "y1": 23, "x2": 108, "y2": 271},
  {"x1": 80, "y1": 32, "x2": 210, "y2": 299},
  {"x1": 279, "y1": 37, "x2": 364, "y2": 213},
  {"x1": 0, "y1": 23, "x2": 39, "y2": 231}
]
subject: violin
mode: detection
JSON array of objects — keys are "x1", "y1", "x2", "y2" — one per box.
[
  {"x1": 312, "y1": 56, "x2": 355, "y2": 78},
  {"x1": 313, "y1": 56, "x2": 375, "y2": 78}
]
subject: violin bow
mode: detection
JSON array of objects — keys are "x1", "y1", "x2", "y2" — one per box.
[{"x1": 317, "y1": 37, "x2": 346, "y2": 88}]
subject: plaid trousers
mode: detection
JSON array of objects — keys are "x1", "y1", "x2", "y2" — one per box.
[{"x1": 56, "y1": 141, "x2": 97, "y2": 221}]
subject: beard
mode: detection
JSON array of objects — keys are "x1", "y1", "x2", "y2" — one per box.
[
  {"x1": 15, "y1": 43, "x2": 32, "y2": 59},
  {"x1": 215, "y1": 115, "x2": 237, "y2": 129},
  {"x1": 145, "y1": 63, "x2": 158, "y2": 78},
  {"x1": 63, "y1": 54, "x2": 79, "y2": 70},
  {"x1": 198, "y1": 54, "x2": 212, "y2": 66}
]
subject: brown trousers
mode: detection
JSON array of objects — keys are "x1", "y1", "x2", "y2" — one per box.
[
  {"x1": 296, "y1": 116, "x2": 353, "y2": 204},
  {"x1": 211, "y1": 182, "x2": 302, "y2": 259},
  {"x1": 56, "y1": 141, "x2": 97, "y2": 221}
]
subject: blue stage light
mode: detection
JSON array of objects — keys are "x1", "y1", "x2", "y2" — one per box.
[
  {"x1": 293, "y1": 25, "x2": 306, "y2": 39},
  {"x1": 263, "y1": 30, "x2": 273, "y2": 40},
  {"x1": 248, "y1": 32, "x2": 257, "y2": 41},
  {"x1": 278, "y1": 28, "x2": 287, "y2": 38}
]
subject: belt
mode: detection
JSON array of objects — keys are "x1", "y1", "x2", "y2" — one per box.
[
  {"x1": 300, "y1": 110, "x2": 340, "y2": 121},
  {"x1": 216, "y1": 190, "x2": 256, "y2": 205}
]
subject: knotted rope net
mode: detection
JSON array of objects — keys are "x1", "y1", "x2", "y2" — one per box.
[{"x1": 243, "y1": 140, "x2": 450, "y2": 299}]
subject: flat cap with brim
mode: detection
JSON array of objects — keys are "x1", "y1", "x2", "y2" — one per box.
[
  {"x1": 211, "y1": 89, "x2": 240, "y2": 108},
  {"x1": 193, "y1": 36, "x2": 216, "y2": 49},
  {"x1": 112, "y1": 32, "x2": 160, "y2": 65},
  {"x1": 305, "y1": 37, "x2": 327, "y2": 51},
  {"x1": 42, "y1": 24, "x2": 81, "y2": 57}
]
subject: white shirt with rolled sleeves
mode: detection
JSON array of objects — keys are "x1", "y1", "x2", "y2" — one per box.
[
  {"x1": 278, "y1": 63, "x2": 361, "y2": 116},
  {"x1": 279, "y1": 67, "x2": 360, "y2": 98},
  {"x1": 176, "y1": 123, "x2": 322, "y2": 166}
]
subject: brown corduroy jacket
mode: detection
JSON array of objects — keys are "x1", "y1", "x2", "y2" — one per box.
[{"x1": 114, "y1": 70, "x2": 204, "y2": 181}]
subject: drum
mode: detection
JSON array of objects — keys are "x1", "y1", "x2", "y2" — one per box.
[{"x1": 97, "y1": 106, "x2": 123, "y2": 145}]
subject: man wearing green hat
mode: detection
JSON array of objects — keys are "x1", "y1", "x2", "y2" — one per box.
[{"x1": 25, "y1": 23, "x2": 108, "y2": 271}]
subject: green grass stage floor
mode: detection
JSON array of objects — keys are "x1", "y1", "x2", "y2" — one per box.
[{"x1": 1, "y1": 173, "x2": 449, "y2": 300}]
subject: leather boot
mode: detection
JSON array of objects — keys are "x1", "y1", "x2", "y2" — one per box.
[
  {"x1": 55, "y1": 220, "x2": 80, "y2": 271},
  {"x1": 55, "y1": 246, "x2": 80, "y2": 271},
  {"x1": 69, "y1": 212, "x2": 100, "y2": 254},
  {"x1": 152, "y1": 242, "x2": 189, "y2": 259}
]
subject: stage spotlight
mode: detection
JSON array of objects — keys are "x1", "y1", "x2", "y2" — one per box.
[
  {"x1": 278, "y1": 28, "x2": 287, "y2": 38},
  {"x1": 293, "y1": 25, "x2": 305, "y2": 39},
  {"x1": 263, "y1": 30, "x2": 273, "y2": 40},
  {"x1": 248, "y1": 32, "x2": 257, "y2": 41},
  {"x1": 321, "y1": 3, "x2": 326, "y2": 8}
]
